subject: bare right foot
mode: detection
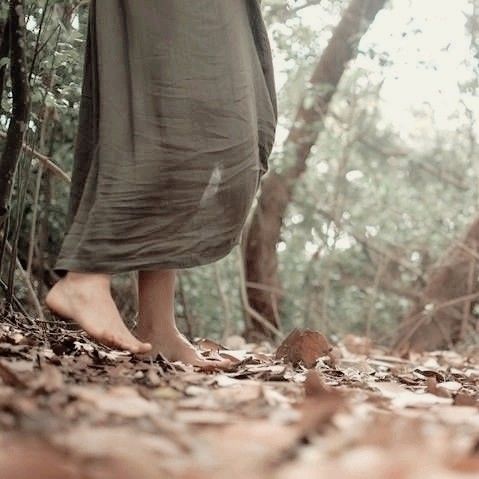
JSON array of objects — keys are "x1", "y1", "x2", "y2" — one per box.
[
  {"x1": 45, "y1": 272, "x2": 152, "y2": 354},
  {"x1": 135, "y1": 268, "x2": 232, "y2": 370},
  {"x1": 135, "y1": 323, "x2": 233, "y2": 370}
]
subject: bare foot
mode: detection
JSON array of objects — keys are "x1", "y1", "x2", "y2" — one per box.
[
  {"x1": 136, "y1": 268, "x2": 231, "y2": 369},
  {"x1": 45, "y1": 272, "x2": 152, "y2": 354},
  {"x1": 135, "y1": 324, "x2": 232, "y2": 370}
]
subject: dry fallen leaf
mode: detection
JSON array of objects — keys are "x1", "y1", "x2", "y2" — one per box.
[
  {"x1": 425, "y1": 376, "x2": 451, "y2": 398},
  {"x1": 0, "y1": 317, "x2": 478, "y2": 479},
  {"x1": 275, "y1": 329, "x2": 332, "y2": 368},
  {"x1": 295, "y1": 369, "x2": 347, "y2": 436},
  {"x1": 0, "y1": 361, "x2": 27, "y2": 388},
  {"x1": 31, "y1": 364, "x2": 64, "y2": 393},
  {"x1": 304, "y1": 368, "x2": 334, "y2": 397},
  {"x1": 196, "y1": 338, "x2": 226, "y2": 352},
  {"x1": 343, "y1": 334, "x2": 373, "y2": 355},
  {"x1": 70, "y1": 385, "x2": 161, "y2": 417},
  {"x1": 0, "y1": 436, "x2": 83, "y2": 479}
]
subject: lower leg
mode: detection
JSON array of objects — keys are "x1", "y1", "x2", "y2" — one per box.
[
  {"x1": 45, "y1": 271, "x2": 152, "y2": 353},
  {"x1": 135, "y1": 269, "x2": 231, "y2": 368}
]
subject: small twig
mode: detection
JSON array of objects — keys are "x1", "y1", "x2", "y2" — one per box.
[
  {"x1": 365, "y1": 255, "x2": 388, "y2": 338},
  {"x1": 457, "y1": 241, "x2": 479, "y2": 262},
  {"x1": 5, "y1": 240, "x2": 45, "y2": 322},
  {"x1": 0, "y1": 279, "x2": 30, "y2": 319},
  {"x1": 236, "y1": 247, "x2": 283, "y2": 339},
  {"x1": 461, "y1": 250, "x2": 476, "y2": 340},
  {"x1": 214, "y1": 263, "x2": 234, "y2": 340},
  {"x1": 176, "y1": 272, "x2": 193, "y2": 338},
  {"x1": 0, "y1": 130, "x2": 70, "y2": 182}
]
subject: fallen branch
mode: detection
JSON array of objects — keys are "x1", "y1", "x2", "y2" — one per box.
[
  {"x1": 5, "y1": 240, "x2": 45, "y2": 322},
  {"x1": 237, "y1": 248, "x2": 283, "y2": 339},
  {"x1": 0, "y1": 130, "x2": 70, "y2": 183}
]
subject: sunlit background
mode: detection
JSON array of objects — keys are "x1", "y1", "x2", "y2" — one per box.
[{"x1": 1, "y1": 0, "x2": 478, "y2": 351}]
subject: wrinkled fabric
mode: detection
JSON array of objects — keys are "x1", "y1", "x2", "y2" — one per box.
[{"x1": 54, "y1": 0, "x2": 277, "y2": 275}]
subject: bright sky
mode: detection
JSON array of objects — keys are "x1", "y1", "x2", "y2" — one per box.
[{"x1": 273, "y1": 0, "x2": 477, "y2": 147}]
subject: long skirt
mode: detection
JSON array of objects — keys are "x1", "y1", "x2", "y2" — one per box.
[{"x1": 53, "y1": 0, "x2": 277, "y2": 276}]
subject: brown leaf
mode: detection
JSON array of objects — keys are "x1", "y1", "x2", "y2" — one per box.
[
  {"x1": 425, "y1": 376, "x2": 450, "y2": 398},
  {"x1": 0, "y1": 361, "x2": 26, "y2": 388},
  {"x1": 343, "y1": 334, "x2": 373, "y2": 355},
  {"x1": 31, "y1": 364, "x2": 64, "y2": 393},
  {"x1": 0, "y1": 437, "x2": 83, "y2": 479},
  {"x1": 297, "y1": 370, "x2": 346, "y2": 435},
  {"x1": 196, "y1": 338, "x2": 226, "y2": 352},
  {"x1": 450, "y1": 455, "x2": 479, "y2": 473},
  {"x1": 223, "y1": 335, "x2": 247, "y2": 349},
  {"x1": 275, "y1": 328, "x2": 331, "y2": 368},
  {"x1": 454, "y1": 391, "x2": 478, "y2": 406},
  {"x1": 218, "y1": 349, "x2": 248, "y2": 363},
  {"x1": 374, "y1": 381, "x2": 452, "y2": 408},
  {"x1": 304, "y1": 369, "x2": 332, "y2": 397},
  {"x1": 174, "y1": 410, "x2": 234, "y2": 425},
  {"x1": 70, "y1": 385, "x2": 161, "y2": 418},
  {"x1": 414, "y1": 366, "x2": 445, "y2": 382},
  {"x1": 145, "y1": 368, "x2": 162, "y2": 387}
]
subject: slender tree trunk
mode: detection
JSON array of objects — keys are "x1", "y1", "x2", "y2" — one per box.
[
  {"x1": 0, "y1": 16, "x2": 10, "y2": 111},
  {"x1": 394, "y1": 3, "x2": 479, "y2": 352},
  {"x1": 243, "y1": 0, "x2": 387, "y2": 339},
  {"x1": 394, "y1": 216, "x2": 479, "y2": 353},
  {"x1": 0, "y1": 0, "x2": 30, "y2": 228}
]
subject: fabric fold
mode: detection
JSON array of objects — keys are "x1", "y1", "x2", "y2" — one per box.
[{"x1": 54, "y1": 0, "x2": 277, "y2": 275}]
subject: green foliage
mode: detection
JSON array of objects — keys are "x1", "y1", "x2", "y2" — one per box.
[
  {"x1": 2, "y1": 0, "x2": 478, "y2": 345},
  {"x1": 271, "y1": 0, "x2": 479, "y2": 343}
]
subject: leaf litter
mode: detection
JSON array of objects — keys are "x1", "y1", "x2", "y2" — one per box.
[{"x1": 0, "y1": 314, "x2": 478, "y2": 479}]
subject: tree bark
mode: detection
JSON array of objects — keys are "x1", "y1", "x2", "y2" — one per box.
[
  {"x1": 0, "y1": 16, "x2": 10, "y2": 110},
  {"x1": 394, "y1": 2, "x2": 479, "y2": 353},
  {"x1": 394, "y1": 216, "x2": 479, "y2": 353},
  {"x1": 243, "y1": 0, "x2": 387, "y2": 340},
  {"x1": 0, "y1": 0, "x2": 30, "y2": 228}
]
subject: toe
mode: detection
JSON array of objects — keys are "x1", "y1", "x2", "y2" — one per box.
[
  {"x1": 110, "y1": 334, "x2": 131, "y2": 351},
  {"x1": 191, "y1": 356, "x2": 232, "y2": 371},
  {"x1": 137, "y1": 341, "x2": 152, "y2": 353},
  {"x1": 102, "y1": 331, "x2": 136, "y2": 353},
  {"x1": 97, "y1": 330, "x2": 117, "y2": 349},
  {"x1": 124, "y1": 338, "x2": 152, "y2": 354}
]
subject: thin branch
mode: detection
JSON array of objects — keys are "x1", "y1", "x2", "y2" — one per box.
[
  {"x1": 0, "y1": 0, "x2": 31, "y2": 222},
  {"x1": 5, "y1": 240, "x2": 45, "y2": 321},
  {"x1": 0, "y1": 130, "x2": 70, "y2": 182},
  {"x1": 237, "y1": 248, "x2": 283, "y2": 339},
  {"x1": 214, "y1": 263, "x2": 234, "y2": 340}
]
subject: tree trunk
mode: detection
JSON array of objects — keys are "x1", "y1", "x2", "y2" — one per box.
[
  {"x1": 243, "y1": 0, "x2": 387, "y2": 340},
  {"x1": 394, "y1": 2, "x2": 479, "y2": 353},
  {"x1": 0, "y1": 16, "x2": 10, "y2": 111},
  {"x1": 0, "y1": 0, "x2": 30, "y2": 226},
  {"x1": 394, "y1": 216, "x2": 479, "y2": 353}
]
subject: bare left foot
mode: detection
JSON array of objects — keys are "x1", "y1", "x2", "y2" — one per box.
[
  {"x1": 135, "y1": 324, "x2": 232, "y2": 370},
  {"x1": 45, "y1": 272, "x2": 152, "y2": 354}
]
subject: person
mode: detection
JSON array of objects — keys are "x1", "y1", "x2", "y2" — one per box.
[{"x1": 45, "y1": 0, "x2": 278, "y2": 367}]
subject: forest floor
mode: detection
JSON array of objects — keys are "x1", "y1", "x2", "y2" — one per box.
[{"x1": 0, "y1": 309, "x2": 478, "y2": 479}]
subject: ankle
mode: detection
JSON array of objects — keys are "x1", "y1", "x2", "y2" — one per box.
[
  {"x1": 136, "y1": 320, "x2": 181, "y2": 337},
  {"x1": 64, "y1": 271, "x2": 111, "y2": 289}
]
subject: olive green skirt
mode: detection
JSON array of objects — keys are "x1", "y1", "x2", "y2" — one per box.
[{"x1": 54, "y1": 0, "x2": 277, "y2": 276}]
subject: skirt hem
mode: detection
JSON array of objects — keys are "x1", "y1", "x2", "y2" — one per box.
[{"x1": 53, "y1": 238, "x2": 240, "y2": 277}]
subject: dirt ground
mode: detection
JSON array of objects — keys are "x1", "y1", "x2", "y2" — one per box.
[{"x1": 0, "y1": 311, "x2": 478, "y2": 479}]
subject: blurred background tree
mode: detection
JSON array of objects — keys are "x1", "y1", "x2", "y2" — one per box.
[{"x1": 0, "y1": 0, "x2": 478, "y2": 351}]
